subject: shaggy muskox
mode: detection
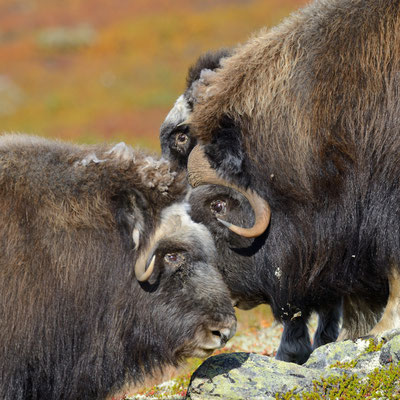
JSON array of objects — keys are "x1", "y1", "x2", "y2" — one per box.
[
  {"x1": 187, "y1": 0, "x2": 398, "y2": 357},
  {"x1": 0, "y1": 134, "x2": 236, "y2": 400},
  {"x1": 161, "y1": 51, "x2": 342, "y2": 363}
]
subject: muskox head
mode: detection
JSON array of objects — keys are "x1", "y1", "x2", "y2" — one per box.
[
  {"x1": 187, "y1": 145, "x2": 271, "y2": 238},
  {"x1": 0, "y1": 135, "x2": 237, "y2": 399},
  {"x1": 187, "y1": 184, "x2": 272, "y2": 311},
  {"x1": 186, "y1": 182, "x2": 346, "y2": 365},
  {"x1": 160, "y1": 48, "x2": 231, "y2": 171},
  {"x1": 131, "y1": 201, "x2": 237, "y2": 359}
]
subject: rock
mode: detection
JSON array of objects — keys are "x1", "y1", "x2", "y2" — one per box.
[
  {"x1": 186, "y1": 331, "x2": 400, "y2": 399},
  {"x1": 186, "y1": 352, "x2": 325, "y2": 400},
  {"x1": 304, "y1": 337, "x2": 370, "y2": 370},
  {"x1": 380, "y1": 331, "x2": 400, "y2": 365}
]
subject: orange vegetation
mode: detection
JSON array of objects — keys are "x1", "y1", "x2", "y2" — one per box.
[{"x1": 0, "y1": 0, "x2": 307, "y2": 150}]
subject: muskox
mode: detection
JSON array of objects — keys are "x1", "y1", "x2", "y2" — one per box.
[
  {"x1": 186, "y1": 0, "x2": 398, "y2": 358},
  {"x1": 0, "y1": 134, "x2": 236, "y2": 400},
  {"x1": 161, "y1": 51, "x2": 342, "y2": 363}
]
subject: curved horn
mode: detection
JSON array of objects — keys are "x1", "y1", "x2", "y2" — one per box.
[
  {"x1": 134, "y1": 213, "x2": 182, "y2": 282},
  {"x1": 135, "y1": 253, "x2": 156, "y2": 282},
  {"x1": 187, "y1": 145, "x2": 271, "y2": 238}
]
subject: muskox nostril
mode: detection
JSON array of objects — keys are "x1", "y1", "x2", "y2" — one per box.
[
  {"x1": 221, "y1": 327, "x2": 234, "y2": 341},
  {"x1": 211, "y1": 330, "x2": 227, "y2": 346},
  {"x1": 211, "y1": 327, "x2": 234, "y2": 345}
]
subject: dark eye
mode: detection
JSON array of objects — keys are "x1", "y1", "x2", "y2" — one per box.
[
  {"x1": 210, "y1": 199, "x2": 227, "y2": 216},
  {"x1": 175, "y1": 132, "x2": 189, "y2": 146},
  {"x1": 164, "y1": 252, "x2": 185, "y2": 266}
]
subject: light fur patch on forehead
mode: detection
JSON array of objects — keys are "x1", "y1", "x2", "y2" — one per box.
[
  {"x1": 163, "y1": 95, "x2": 191, "y2": 126},
  {"x1": 135, "y1": 202, "x2": 216, "y2": 280},
  {"x1": 137, "y1": 155, "x2": 177, "y2": 195},
  {"x1": 160, "y1": 202, "x2": 216, "y2": 259}
]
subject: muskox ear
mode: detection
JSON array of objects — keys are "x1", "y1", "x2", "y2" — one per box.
[{"x1": 203, "y1": 115, "x2": 250, "y2": 187}]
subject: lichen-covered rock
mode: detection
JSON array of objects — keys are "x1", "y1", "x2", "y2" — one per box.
[
  {"x1": 380, "y1": 331, "x2": 400, "y2": 365},
  {"x1": 304, "y1": 338, "x2": 370, "y2": 370},
  {"x1": 186, "y1": 352, "x2": 324, "y2": 400},
  {"x1": 186, "y1": 331, "x2": 400, "y2": 399}
]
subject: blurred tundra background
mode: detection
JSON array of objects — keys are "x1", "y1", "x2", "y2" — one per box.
[{"x1": 0, "y1": 0, "x2": 306, "y2": 150}]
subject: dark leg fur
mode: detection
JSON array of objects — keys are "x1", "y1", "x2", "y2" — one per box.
[
  {"x1": 275, "y1": 302, "x2": 341, "y2": 365},
  {"x1": 313, "y1": 300, "x2": 342, "y2": 349},
  {"x1": 275, "y1": 316, "x2": 312, "y2": 365}
]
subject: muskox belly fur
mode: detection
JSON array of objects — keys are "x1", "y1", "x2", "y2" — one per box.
[{"x1": 0, "y1": 134, "x2": 236, "y2": 400}]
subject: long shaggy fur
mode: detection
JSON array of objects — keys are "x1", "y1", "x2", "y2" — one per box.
[
  {"x1": 0, "y1": 134, "x2": 235, "y2": 400},
  {"x1": 190, "y1": 0, "x2": 398, "y2": 338}
]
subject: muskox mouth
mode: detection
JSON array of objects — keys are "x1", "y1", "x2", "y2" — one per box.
[
  {"x1": 178, "y1": 316, "x2": 237, "y2": 359},
  {"x1": 194, "y1": 318, "x2": 237, "y2": 357}
]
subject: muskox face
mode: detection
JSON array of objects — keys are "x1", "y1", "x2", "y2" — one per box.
[
  {"x1": 133, "y1": 202, "x2": 237, "y2": 359},
  {"x1": 187, "y1": 186, "x2": 273, "y2": 311},
  {"x1": 159, "y1": 95, "x2": 194, "y2": 171},
  {"x1": 71, "y1": 142, "x2": 237, "y2": 360},
  {"x1": 160, "y1": 49, "x2": 231, "y2": 171}
]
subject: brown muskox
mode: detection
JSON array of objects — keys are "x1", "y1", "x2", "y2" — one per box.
[
  {"x1": 186, "y1": 0, "x2": 399, "y2": 360},
  {"x1": 161, "y1": 50, "x2": 342, "y2": 364},
  {"x1": 0, "y1": 134, "x2": 236, "y2": 400}
]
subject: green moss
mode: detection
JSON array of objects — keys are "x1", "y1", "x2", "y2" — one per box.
[
  {"x1": 365, "y1": 337, "x2": 385, "y2": 353},
  {"x1": 329, "y1": 359, "x2": 358, "y2": 369},
  {"x1": 283, "y1": 338, "x2": 400, "y2": 399},
  {"x1": 276, "y1": 363, "x2": 400, "y2": 399},
  {"x1": 275, "y1": 387, "x2": 299, "y2": 399}
]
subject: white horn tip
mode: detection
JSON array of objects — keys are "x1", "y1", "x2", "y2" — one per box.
[{"x1": 137, "y1": 254, "x2": 156, "y2": 282}]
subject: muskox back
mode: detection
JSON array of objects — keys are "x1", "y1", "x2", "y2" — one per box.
[{"x1": 0, "y1": 134, "x2": 236, "y2": 400}]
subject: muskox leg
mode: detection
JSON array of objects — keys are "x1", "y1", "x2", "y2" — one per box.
[
  {"x1": 368, "y1": 266, "x2": 400, "y2": 336},
  {"x1": 312, "y1": 299, "x2": 342, "y2": 349},
  {"x1": 275, "y1": 312, "x2": 312, "y2": 364}
]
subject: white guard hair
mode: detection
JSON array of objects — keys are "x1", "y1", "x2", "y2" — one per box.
[
  {"x1": 160, "y1": 202, "x2": 216, "y2": 256},
  {"x1": 163, "y1": 95, "x2": 191, "y2": 126}
]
